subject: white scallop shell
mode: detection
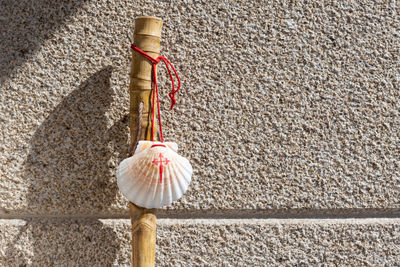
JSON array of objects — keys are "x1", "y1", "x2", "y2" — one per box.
[{"x1": 117, "y1": 141, "x2": 192, "y2": 208}]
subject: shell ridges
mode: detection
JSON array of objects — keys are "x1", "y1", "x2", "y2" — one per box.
[{"x1": 117, "y1": 141, "x2": 192, "y2": 208}]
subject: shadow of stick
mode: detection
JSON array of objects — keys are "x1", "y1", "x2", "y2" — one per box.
[
  {"x1": 3, "y1": 219, "x2": 123, "y2": 266},
  {"x1": 24, "y1": 66, "x2": 129, "y2": 213},
  {"x1": 18, "y1": 66, "x2": 131, "y2": 264}
]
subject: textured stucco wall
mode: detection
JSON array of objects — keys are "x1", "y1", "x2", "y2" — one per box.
[
  {"x1": 1, "y1": 219, "x2": 399, "y2": 266},
  {"x1": 1, "y1": 0, "x2": 399, "y2": 265}
]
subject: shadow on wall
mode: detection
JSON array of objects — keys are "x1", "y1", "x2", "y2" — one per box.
[
  {"x1": 25, "y1": 66, "x2": 129, "y2": 213},
  {"x1": 0, "y1": 0, "x2": 88, "y2": 84},
  {"x1": 17, "y1": 67, "x2": 130, "y2": 264},
  {"x1": 3, "y1": 219, "x2": 123, "y2": 265},
  {"x1": 1, "y1": 1, "x2": 130, "y2": 263}
]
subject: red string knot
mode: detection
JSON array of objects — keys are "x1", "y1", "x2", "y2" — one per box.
[{"x1": 131, "y1": 44, "x2": 181, "y2": 141}]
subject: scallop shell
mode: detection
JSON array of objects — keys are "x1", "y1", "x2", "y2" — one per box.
[{"x1": 117, "y1": 141, "x2": 192, "y2": 208}]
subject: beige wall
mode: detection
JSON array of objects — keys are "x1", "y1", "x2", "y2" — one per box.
[{"x1": 1, "y1": 0, "x2": 399, "y2": 265}]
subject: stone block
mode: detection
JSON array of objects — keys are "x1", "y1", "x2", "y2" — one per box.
[
  {"x1": 1, "y1": 0, "x2": 399, "y2": 215},
  {"x1": 1, "y1": 219, "x2": 399, "y2": 266}
]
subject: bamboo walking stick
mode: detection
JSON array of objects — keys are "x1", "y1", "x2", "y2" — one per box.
[{"x1": 129, "y1": 16, "x2": 163, "y2": 267}]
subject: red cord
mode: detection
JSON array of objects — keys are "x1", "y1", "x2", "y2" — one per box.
[{"x1": 131, "y1": 45, "x2": 181, "y2": 142}]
